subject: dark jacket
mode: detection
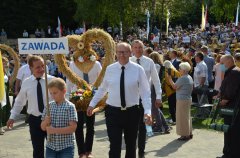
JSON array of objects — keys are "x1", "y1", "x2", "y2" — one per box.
[
  {"x1": 172, "y1": 59, "x2": 181, "y2": 70},
  {"x1": 220, "y1": 66, "x2": 240, "y2": 108}
]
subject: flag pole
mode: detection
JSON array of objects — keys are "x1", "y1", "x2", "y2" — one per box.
[
  {"x1": 236, "y1": 2, "x2": 239, "y2": 26},
  {"x1": 120, "y1": 21, "x2": 123, "y2": 40},
  {"x1": 204, "y1": 4, "x2": 208, "y2": 27},
  {"x1": 43, "y1": 56, "x2": 51, "y2": 142},
  {"x1": 58, "y1": 16, "x2": 62, "y2": 37},
  {"x1": 201, "y1": 1, "x2": 205, "y2": 31},
  {"x1": 166, "y1": 9, "x2": 170, "y2": 36},
  {"x1": 43, "y1": 57, "x2": 50, "y2": 117}
]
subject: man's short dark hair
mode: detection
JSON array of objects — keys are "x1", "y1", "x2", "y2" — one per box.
[
  {"x1": 28, "y1": 55, "x2": 43, "y2": 67},
  {"x1": 195, "y1": 52, "x2": 204, "y2": 61}
]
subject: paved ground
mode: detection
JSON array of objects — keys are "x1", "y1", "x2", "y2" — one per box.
[{"x1": 0, "y1": 113, "x2": 223, "y2": 158}]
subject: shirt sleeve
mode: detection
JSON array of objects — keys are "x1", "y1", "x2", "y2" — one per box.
[
  {"x1": 150, "y1": 60, "x2": 162, "y2": 100},
  {"x1": 96, "y1": 61, "x2": 102, "y2": 76},
  {"x1": 46, "y1": 65, "x2": 49, "y2": 74},
  {"x1": 89, "y1": 69, "x2": 109, "y2": 108},
  {"x1": 10, "y1": 82, "x2": 28, "y2": 120},
  {"x1": 16, "y1": 67, "x2": 23, "y2": 80},
  {"x1": 68, "y1": 104, "x2": 78, "y2": 122},
  {"x1": 41, "y1": 106, "x2": 47, "y2": 121},
  {"x1": 138, "y1": 67, "x2": 152, "y2": 115}
]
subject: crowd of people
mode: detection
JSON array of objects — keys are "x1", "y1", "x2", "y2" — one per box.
[{"x1": 0, "y1": 22, "x2": 240, "y2": 158}]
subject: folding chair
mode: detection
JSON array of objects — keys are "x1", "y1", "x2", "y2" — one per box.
[{"x1": 192, "y1": 88, "x2": 218, "y2": 119}]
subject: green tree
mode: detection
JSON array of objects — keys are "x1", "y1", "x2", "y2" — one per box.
[
  {"x1": 0, "y1": 0, "x2": 77, "y2": 38},
  {"x1": 210, "y1": 0, "x2": 239, "y2": 22},
  {"x1": 74, "y1": 0, "x2": 140, "y2": 26}
]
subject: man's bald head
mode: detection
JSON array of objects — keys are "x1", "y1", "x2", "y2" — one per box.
[
  {"x1": 116, "y1": 42, "x2": 132, "y2": 52},
  {"x1": 221, "y1": 54, "x2": 235, "y2": 68}
]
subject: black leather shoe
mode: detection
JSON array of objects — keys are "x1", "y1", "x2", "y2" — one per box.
[
  {"x1": 138, "y1": 152, "x2": 145, "y2": 158},
  {"x1": 177, "y1": 136, "x2": 191, "y2": 141}
]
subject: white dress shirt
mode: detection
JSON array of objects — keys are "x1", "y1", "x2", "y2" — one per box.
[
  {"x1": 89, "y1": 61, "x2": 152, "y2": 115},
  {"x1": 194, "y1": 61, "x2": 209, "y2": 87},
  {"x1": 16, "y1": 64, "x2": 32, "y2": 83},
  {"x1": 66, "y1": 61, "x2": 102, "y2": 94},
  {"x1": 130, "y1": 55, "x2": 162, "y2": 100},
  {"x1": 10, "y1": 75, "x2": 55, "y2": 120}
]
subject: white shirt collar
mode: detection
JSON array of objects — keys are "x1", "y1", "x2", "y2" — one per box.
[
  {"x1": 171, "y1": 58, "x2": 176, "y2": 63},
  {"x1": 117, "y1": 61, "x2": 131, "y2": 69},
  {"x1": 197, "y1": 60, "x2": 204, "y2": 65},
  {"x1": 132, "y1": 55, "x2": 144, "y2": 60},
  {"x1": 31, "y1": 75, "x2": 45, "y2": 81}
]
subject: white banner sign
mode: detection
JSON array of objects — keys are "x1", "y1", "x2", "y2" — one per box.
[
  {"x1": 182, "y1": 36, "x2": 190, "y2": 43},
  {"x1": 18, "y1": 38, "x2": 69, "y2": 54}
]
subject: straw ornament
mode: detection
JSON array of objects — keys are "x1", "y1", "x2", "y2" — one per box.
[
  {"x1": 0, "y1": 44, "x2": 20, "y2": 88},
  {"x1": 55, "y1": 28, "x2": 115, "y2": 111}
]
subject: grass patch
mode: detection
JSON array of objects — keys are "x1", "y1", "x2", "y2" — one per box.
[{"x1": 161, "y1": 101, "x2": 224, "y2": 130}]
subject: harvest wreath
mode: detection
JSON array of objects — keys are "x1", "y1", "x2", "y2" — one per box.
[
  {"x1": 55, "y1": 28, "x2": 115, "y2": 111},
  {"x1": 0, "y1": 44, "x2": 20, "y2": 88}
]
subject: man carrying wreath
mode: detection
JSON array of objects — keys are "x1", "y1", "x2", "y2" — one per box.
[{"x1": 66, "y1": 58, "x2": 102, "y2": 158}]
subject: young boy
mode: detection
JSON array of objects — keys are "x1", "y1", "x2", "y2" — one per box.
[{"x1": 41, "y1": 78, "x2": 78, "y2": 158}]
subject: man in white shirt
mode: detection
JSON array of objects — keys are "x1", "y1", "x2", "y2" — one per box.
[
  {"x1": 67, "y1": 60, "x2": 102, "y2": 158},
  {"x1": 87, "y1": 42, "x2": 152, "y2": 158},
  {"x1": 194, "y1": 52, "x2": 209, "y2": 104},
  {"x1": 15, "y1": 63, "x2": 31, "y2": 96},
  {"x1": 131, "y1": 40, "x2": 162, "y2": 158},
  {"x1": 15, "y1": 55, "x2": 49, "y2": 123},
  {"x1": 7, "y1": 55, "x2": 54, "y2": 158}
]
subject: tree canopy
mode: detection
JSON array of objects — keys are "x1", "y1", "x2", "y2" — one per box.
[
  {"x1": 0, "y1": 0, "x2": 239, "y2": 38},
  {"x1": 0, "y1": 0, "x2": 77, "y2": 37}
]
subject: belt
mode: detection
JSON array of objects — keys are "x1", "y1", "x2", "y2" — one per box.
[
  {"x1": 29, "y1": 114, "x2": 42, "y2": 118},
  {"x1": 107, "y1": 104, "x2": 139, "y2": 111}
]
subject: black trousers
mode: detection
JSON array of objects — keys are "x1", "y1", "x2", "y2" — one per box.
[
  {"x1": 105, "y1": 105, "x2": 140, "y2": 158},
  {"x1": 28, "y1": 115, "x2": 46, "y2": 158},
  {"x1": 137, "y1": 105, "x2": 146, "y2": 155},
  {"x1": 167, "y1": 93, "x2": 176, "y2": 122},
  {"x1": 208, "y1": 81, "x2": 214, "y2": 104},
  {"x1": 223, "y1": 115, "x2": 240, "y2": 158},
  {"x1": 75, "y1": 111, "x2": 95, "y2": 155}
]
